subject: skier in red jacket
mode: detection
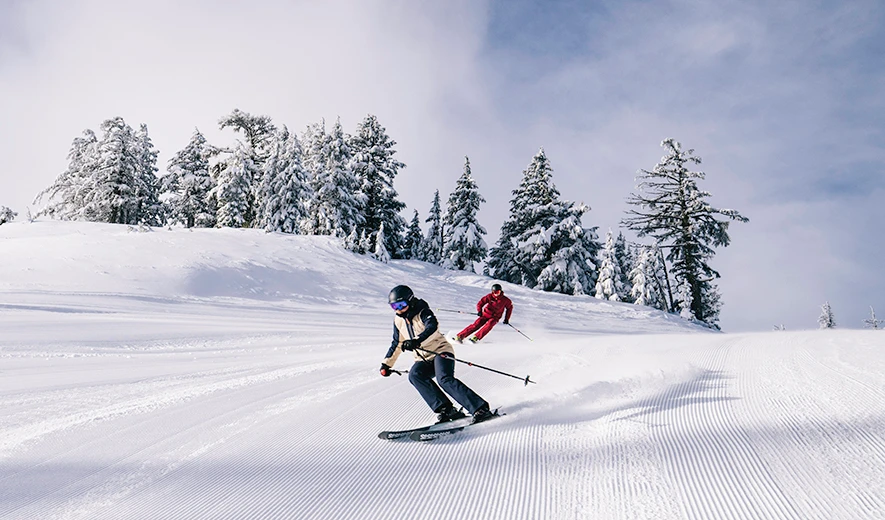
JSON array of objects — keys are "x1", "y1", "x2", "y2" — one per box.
[{"x1": 455, "y1": 283, "x2": 513, "y2": 343}]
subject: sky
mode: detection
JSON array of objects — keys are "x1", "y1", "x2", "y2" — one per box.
[{"x1": 0, "y1": 0, "x2": 882, "y2": 332}]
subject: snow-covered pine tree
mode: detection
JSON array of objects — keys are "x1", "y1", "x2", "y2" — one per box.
[
  {"x1": 423, "y1": 190, "x2": 444, "y2": 264},
  {"x1": 358, "y1": 230, "x2": 371, "y2": 254},
  {"x1": 677, "y1": 276, "x2": 696, "y2": 322},
  {"x1": 0, "y1": 206, "x2": 16, "y2": 225},
  {"x1": 217, "y1": 109, "x2": 278, "y2": 227},
  {"x1": 303, "y1": 118, "x2": 365, "y2": 237},
  {"x1": 218, "y1": 109, "x2": 278, "y2": 163},
  {"x1": 349, "y1": 115, "x2": 407, "y2": 257},
  {"x1": 257, "y1": 127, "x2": 309, "y2": 233},
  {"x1": 37, "y1": 118, "x2": 163, "y2": 225},
  {"x1": 629, "y1": 245, "x2": 666, "y2": 309},
  {"x1": 529, "y1": 203, "x2": 601, "y2": 295},
  {"x1": 211, "y1": 142, "x2": 256, "y2": 228},
  {"x1": 863, "y1": 306, "x2": 882, "y2": 329},
  {"x1": 595, "y1": 228, "x2": 624, "y2": 301},
  {"x1": 163, "y1": 128, "x2": 216, "y2": 228},
  {"x1": 622, "y1": 138, "x2": 748, "y2": 329},
  {"x1": 133, "y1": 123, "x2": 164, "y2": 226},
  {"x1": 34, "y1": 129, "x2": 99, "y2": 220},
  {"x1": 84, "y1": 117, "x2": 163, "y2": 225},
  {"x1": 489, "y1": 147, "x2": 559, "y2": 285},
  {"x1": 372, "y1": 222, "x2": 391, "y2": 263},
  {"x1": 402, "y1": 210, "x2": 424, "y2": 260},
  {"x1": 442, "y1": 157, "x2": 487, "y2": 272},
  {"x1": 489, "y1": 147, "x2": 600, "y2": 294},
  {"x1": 344, "y1": 228, "x2": 359, "y2": 253},
  {"x1": 614, "y1": 231, "x2": 633, "y2": 302},
  {"x1": 300, "y1": 121, "x2": 324, "y2": 179},
  {"x1": 818, "y1": 301, "x2": 836, "y2": 329}
]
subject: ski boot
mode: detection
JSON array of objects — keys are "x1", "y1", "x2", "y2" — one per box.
[{"x1": 435, "y1": 405, "x2": 467, "y2": 424}]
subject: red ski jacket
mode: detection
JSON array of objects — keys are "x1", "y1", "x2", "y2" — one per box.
[{"x1": 477, "y1": 292, "x2": 513, "y2": 322}]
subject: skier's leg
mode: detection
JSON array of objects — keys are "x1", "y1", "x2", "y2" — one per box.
[
  {"x1": 473, "y1": 319, "x2": 498, "y2": 340},
  {"x1": 408, "y1": 360, "x2": 451, "y2": 412},
  {"x1": 457, "y1": 317, "x2": 485, "y2": 339},
  {"x1": 433, "y1": 354, "x2": 488, "y2": 414}
]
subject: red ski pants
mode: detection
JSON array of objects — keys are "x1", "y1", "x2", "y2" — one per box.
[{"x1": 458, "y1": 317, "x2": 498, "y2": 341}]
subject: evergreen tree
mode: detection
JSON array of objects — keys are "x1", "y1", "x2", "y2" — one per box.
[
  {"x1": 358, "y1": 230, "x2": 371, "y2": 254},
  {"x1": 91, "y1": 117, "x2": 142, "y2": 224},
  {"x1": 496, "y1": 152, "x2": 602, "y2": 294},
  {"x1": 372, "y1": 222, "x2": 391, "y2": 263},
  {"x1": 402, "y1": 210, "x2": 424, "y2": 260},
  {"x1": 163, "y1": 128, "x2": 215, "y2": 228},
  {"x1": 529, "y1": 203, "x2": 601, "y2": 295},
  {"x1": 595, "y1": 228, "x2": 624, "y2": 301},
  {"x1": 303, "y1": 118, "x2": 365, "y2": 237},
  {"x1": 218, "y1": 109, "x2": 278, "y2": 162},
  {"x1": 35, "y1": 129, "x2": 99, "y2": 220},
  {"x1": 489, "y1": 147, "x2": 600, "y2": 294},
  {"x1": 818, "y1": 301, "x2": 836, "y2": 329},
  {"x1": 629, "y1": 245, "x2": 666, "y2": 309},
  {"x1": 863, "y1": 306, "x2": 883, "y2": 329},
  {"x1": 217, "y1": 109, "x2": 278, "y2": 227},
  {"x1": 133, "y1": 124, "x2": 164, "y2": 226},
  {"x1": 350, "y1": 115, "x2": 407, "y2": 257},
  {"x1": 0, "y1": 206, "x2": 16, "y2": 225},
  {"x1": 489, "y1": 148, "x2": 559, "y2": 285},
  {"x1": 344, "y1": 228, "x2": 360, "y2": 253},
  {"x1": 257, "y1": 127, "x2": 309, "y2": 233},
  {"x1": 613, "y1": 231, "x2": 634, "y2": 302},
  {"x1": 622, "y1": 138, "x2": 748, "y2": 329},
  {"x1": 300, "y1": 121, "x2": 325, "y2": 180},
  {"x1": 442, "y1": 157, "x2": 487, "y2": 272},
  {"x1": 211, "y1": 142, "x2": 256, "y2": 228},
  {"x1": 677, "y1": 276, "x2": 696, "y2": 322},
  {"x1": 423, "y1": 190, "x2": 444, "y2": 264},
  {"x1": 80, "y1": 117, "x2": 162, "y2": 225}
]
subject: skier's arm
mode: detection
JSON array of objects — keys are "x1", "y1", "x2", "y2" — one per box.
[
  {"x1": 505, "y1": 299, "x2": 513, "y2": 322},
  {"x1": 382, "y1": 324, "x2": 402, "y2": 366},
  {"x1": 477, "y1": 294, "x2": 490, "y2": 314}
]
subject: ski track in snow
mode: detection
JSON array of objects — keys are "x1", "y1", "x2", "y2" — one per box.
[{"x1": 3, "y1": 331, "x2": 885, "y2": 519}]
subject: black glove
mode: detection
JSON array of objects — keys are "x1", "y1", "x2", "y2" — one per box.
[
  {"x1": 401, "y1": 339, "x2": 420, "y2": 351},
  {"x1": 380, "y1": 364, "x2": 391, "y2": 377},
  {"x1": 477, "y1": 311, "x2": 482, "y2": 316},
  {"x1": 503, "y1": 319, "x2": 509, "y2": 325}
]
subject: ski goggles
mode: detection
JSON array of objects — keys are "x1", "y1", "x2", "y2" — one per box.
[{"x1": 390, "y1": 300, "x2": 409, "y2": 311}]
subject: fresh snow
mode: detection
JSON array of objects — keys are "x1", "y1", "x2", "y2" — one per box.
[{"x1": 1, "y1": 221, "x2": 884, "y2": 519}]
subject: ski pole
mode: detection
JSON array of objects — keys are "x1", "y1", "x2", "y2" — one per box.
[
  {"x1": 508, "y1": 323, "x2": 533, "y2": 342},
  {"x1": 413, "y1": 346, "x2": 536, "y2": 386},
  {"x1": 436, "y1": 308, "x2": 476, "y2": 315}
]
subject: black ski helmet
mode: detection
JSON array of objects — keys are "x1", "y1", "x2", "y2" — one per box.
[
  {"x1": 388, "y1": 285, "x2": 414, "y2": 304},
  {"x1": 491, "y1": 283, "x2": 503, "y2": 292}
]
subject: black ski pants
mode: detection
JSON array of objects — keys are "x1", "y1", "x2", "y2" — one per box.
[{"x1": 409, "y1": 354, "x2": 487, "y2": 415}]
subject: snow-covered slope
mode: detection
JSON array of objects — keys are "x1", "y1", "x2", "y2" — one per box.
[{"x1": 1, "y1": 221, "x2": 884, "y2": 520}]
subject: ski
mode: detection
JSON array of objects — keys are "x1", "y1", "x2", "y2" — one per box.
[
  {"x1": 409, "y1": 426, "x2": 465, "y2": 441},
  {"x1": 408, "y1": 410, "x2": 503, "y2": 442},
  {"x1": 378, "y1": 416, "x2": 473, "y2": 440}
]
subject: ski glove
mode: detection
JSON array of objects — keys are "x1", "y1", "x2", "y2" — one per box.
[
  {"x1": 401, "y1": 339, "x2": 420, "y2": 351},
  {"x1": 503, "y1": 320, "x2": 509, "y2": 325},
  {"x1": 477, "y1": 311, "x2": 482, "y2": 316},
  {"x1": 380, "y1": 364, "x2": 392, "y2": 377}
]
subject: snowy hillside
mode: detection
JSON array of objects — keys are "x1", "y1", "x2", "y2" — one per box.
[{"x1": 2, "y1": 221, "x2": 884, "y2": 520}]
